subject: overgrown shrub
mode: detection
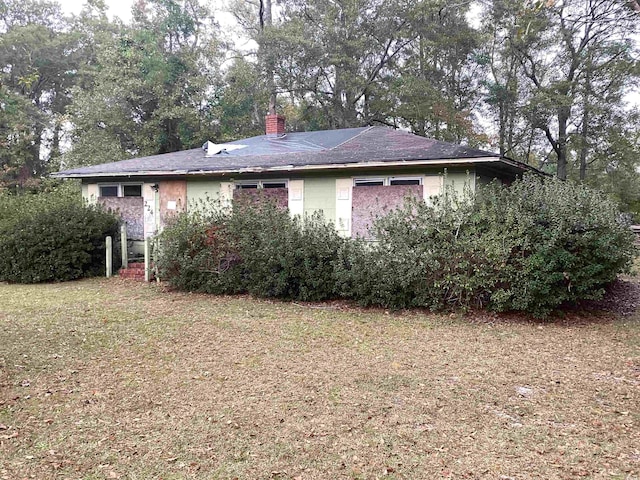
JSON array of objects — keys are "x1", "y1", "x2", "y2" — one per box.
[
  {"x1": 0, "y1": 184, "x2": 119, "y2": 283},
  {"x1": 157, "y1": 197, "x2": 345, "y2": 301},
  {"x1": 155, "y1": 207, "x2": 241, "y2": 294},
  {"x1": 157, "y1": 176, "x2": 634, "y2": 317},
  {"x1": 477, "y1": 176, "x2": 635, "y2": 315},
  {"x1": 335, "y1": 185, "x2": 497, "y2": 310},
  {"x1": 340, "y1": 175, "x2": 634, "y2": 316}
]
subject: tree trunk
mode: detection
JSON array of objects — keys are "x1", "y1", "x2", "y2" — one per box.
[
  {"x1": 579, "y1": 62, "x2": 592, "y2": 182},
  {"x1": 260, "y1": 0, "x2": 276, "y2": 115},
  {"x1": 557, "y1": 106, "x2": 570, "y2": 181}
]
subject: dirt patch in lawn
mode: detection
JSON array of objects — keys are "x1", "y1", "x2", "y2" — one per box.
[{"x1": 1, "y1": 278, "x2": 639, "y2": 479}]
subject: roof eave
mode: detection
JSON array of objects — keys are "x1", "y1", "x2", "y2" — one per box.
[{"x1": 52, "y1": 156, "x2": 538, "y2": 179}]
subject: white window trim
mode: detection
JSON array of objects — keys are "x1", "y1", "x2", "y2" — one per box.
[
  {"x1": 235, "y1": 179, "x2": 289, "y2": 189},
  {"x1": 389, "y1": 176, "x2": 423, "y2": 186},
  {"x1": 98, "y1": 182, "x2": 143, "y2": 197},
  {"x1": 353, "y1": 176, "x2": 423, "y2": 186},
  {"x1": 353, "y1": 177, "x2": 385, "y2": 187}
]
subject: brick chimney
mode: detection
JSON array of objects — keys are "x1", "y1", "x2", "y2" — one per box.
[{"x1": 265, "y1": 113, "x2": 286, "y2": 136}]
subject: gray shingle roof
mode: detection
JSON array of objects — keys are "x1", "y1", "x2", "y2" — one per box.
[{"x1": 54, "y1": 126, "x2": 531, "y2": 178}]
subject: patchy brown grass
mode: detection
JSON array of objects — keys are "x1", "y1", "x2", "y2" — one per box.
[{"x1": 0, "y1": 279, "x2": 639, "y2": 480}]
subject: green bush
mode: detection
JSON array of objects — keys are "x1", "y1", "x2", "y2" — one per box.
[
  {"x1": 155, "y1": 206, "x2": 241, "y2": 294},
  {"x1": 0, "y1": 185, "x2": 119, "y2": 283},
  {"x1": 477, "y1": 176, "x2": 635, "y2": 315},
  {"x1": 157, "y1": 198, "x2": 345, "y2": 301},
  {"x1": 340, "y1": 175, "x2": 634, "y2": 316},
  {"x1": 336, "y1": 185, "x2": 497, "y2": 311},
  {"x1": 157, "y1": 176, "x2": 635, "y2": 317}
]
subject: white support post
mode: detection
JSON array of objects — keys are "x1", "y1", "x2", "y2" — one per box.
[
  {"x1": 144, "y1": 237, "x2": 151, "y2": 282},
  {"x1": 120, "y1": 224, "x2": 128, "y2": 268},
  {"x1": 105, "y1": 236, "x2": 113, "y2": 278}
]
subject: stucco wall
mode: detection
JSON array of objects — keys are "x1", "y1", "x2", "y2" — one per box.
[
  {"x1": 444, "y1": 171, "x2": 475, "y2": 198},
  {"x1": 159, "y1": 180, "x2": 187, "y2": 226},
  {"x1": 98, "y1": 197, "x2": 144, "y2": 240},
  {"x1": 351, "y1": 184, "x2": 423, "y2": 238}
]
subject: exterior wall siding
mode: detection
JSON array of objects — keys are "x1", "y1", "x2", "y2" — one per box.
[
  {"x1": 86, "y1": 184, "x2": 99, "y2": 204},
  {"x1": 288, "y1": 179, "x2": 304, "y2": 217},
  {"x1": 142, "y1": 183, "x2": 157, "y2": 238},
  {"x1": 186, "y1": 179, "x2": 222, "y2": 210},
  {"x1": 444, "y1": 170, "x2": 476, "y2": 198},
  {"x1": 79, "y1": 166, "x2": 479, "y2": 237},
  {"x1": 303, "y1": 177, "x2": 336, "y2": 224}
]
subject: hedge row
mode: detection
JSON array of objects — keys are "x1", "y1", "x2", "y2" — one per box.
[
  {"x1": 0, "y1": 184, "x2": 119, "y2": 283},
  {"x1": 157, "y1": 176, "x2": 635, "y2": 316}
]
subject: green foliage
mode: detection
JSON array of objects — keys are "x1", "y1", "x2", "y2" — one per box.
[
  {"x1": 341, "y1": 176, "x2": 634, "y2": 316},
  {"x1": 336, "y1": 185, "x2": 497, "y2": 311},
  {"x1": 157, "y1": 197, "x2": 345, "y2": 301},
  {"x1": 477, "y1": 176, "x2": 635, "y2": 315},
  {"x1": 154, "y1": 205, "x2": 241, "y2": 294},
  {"x1": 157, "y1": 177, "x2": 634, "y2": 317},
  {"x1": 230, "y1": 201, "x2": 344, "y2": 301},
  {"x1": 0, "y1": 184, "x2": 119, "y2": 283}
]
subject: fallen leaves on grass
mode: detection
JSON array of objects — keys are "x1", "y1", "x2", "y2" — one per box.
[{"x1": 0, "y1": 278, "x2": 638, "y2": 479}]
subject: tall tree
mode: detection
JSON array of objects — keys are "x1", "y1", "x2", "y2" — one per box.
[
  {"x1": 64, "y1": 0, "x2": 221, "y2": 167},
  {"x1": 0, "y1": 0, "x2": 80, "y2": 185},
  {"x1": 390, "y1": 0, "x2": 485, "y2": 144},
  {"x1": 503, "y1": 0, "x2": 639, "y2": 180}
]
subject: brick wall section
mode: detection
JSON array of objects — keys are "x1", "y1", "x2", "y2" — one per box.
[
  {"x1": 159, "y1": 180, "x2": 187, "y2": 226},
  {"x1": 265, "y1": 114, "x2": 286, "y2": 135},
  {"x1": 98, "y1": 197, "x2": 144, "y2": 240},
  {"x1": 351, "y1": 185, "x2": 423, "y2": 238},
  {"x1": 233, "y1": 188, "x2": 289, "y2": 209}
]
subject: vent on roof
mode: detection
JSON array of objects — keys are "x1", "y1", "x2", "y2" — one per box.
[{"x1": 203, "y1": 141, "x2": 247, "y2": 156}]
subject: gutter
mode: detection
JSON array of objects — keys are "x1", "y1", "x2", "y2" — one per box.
[{"x1": 52, "y1": 156, "x2": 537, "y2": 179}]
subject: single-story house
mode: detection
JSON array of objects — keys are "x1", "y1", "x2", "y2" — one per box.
[{"x1": 53, "y1": 114, "x2": 538, "y2": 247}]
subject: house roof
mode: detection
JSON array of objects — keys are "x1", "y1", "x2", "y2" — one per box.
[{"x1": 53, "y1": 126, "x2": 537, "y2": 178}]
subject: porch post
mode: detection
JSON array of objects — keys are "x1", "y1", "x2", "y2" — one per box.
[{"x1": 105, "y1": 236, "x2": 112, "y2": 278}]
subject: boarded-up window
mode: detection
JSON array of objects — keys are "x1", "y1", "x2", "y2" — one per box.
[
  {"x1": 98, "y1": 197, "x2": 144, "y2": 240},
  {"x1": 351, "y1": 184, "x2": 423, "y2": 238},
  {"x1": 233, "y1": 187, "x2": 289, "y2": 209}
]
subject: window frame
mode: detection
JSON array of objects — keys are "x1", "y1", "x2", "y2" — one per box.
[
  {"x1": 353, "y1": 177, "x2": 385, "y2": 187},
  {"x1": 389, "y1": 176, "x2": 422, "y2": 186},
  {"x1": 353, "y1": 176, "x2": 423, "y2": 187},
  {"x1": 235, "y1": 179, "x2": 289, "y2": 190},
  {"x1": 98, "y1": 183, "x2": 143, "y2": 198}
]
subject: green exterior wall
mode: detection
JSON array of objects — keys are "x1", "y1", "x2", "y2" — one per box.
[
  {"x1": 303, "y1": 177, "x2": 336, "y2": 223},
  {"x1": 186, "y1": 179, "x2": 222, "y2": 210},
  {"x1": 443, "y1": 169, "x2": 476, "y2": 197}
]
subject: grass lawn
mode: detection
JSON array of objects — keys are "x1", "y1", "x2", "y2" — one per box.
[{"x1": 0, "y1": 279, "x2": 638, "y2": 480}]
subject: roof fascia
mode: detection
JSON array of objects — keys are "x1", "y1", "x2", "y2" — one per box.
[{"x1": 53, "y1": 156, "x2": 539, "y2": 179}]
